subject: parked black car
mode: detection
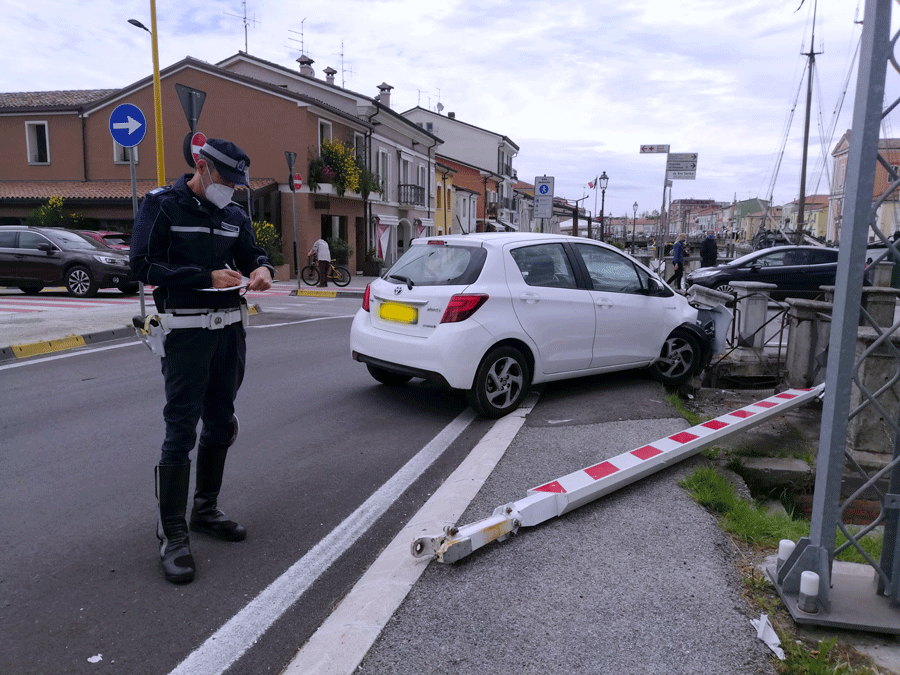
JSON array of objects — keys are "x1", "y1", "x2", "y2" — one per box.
[
  {"x1": 0, "y1": 226, "x2": 135, "y2": 297},
  {"x1": 686, "y1": 245, "x2": 840, "y2": 300}
]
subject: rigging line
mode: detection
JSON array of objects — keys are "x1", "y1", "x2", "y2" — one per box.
[{"x1": 764, "y1": 58, "x2": 808, "y2": 205}]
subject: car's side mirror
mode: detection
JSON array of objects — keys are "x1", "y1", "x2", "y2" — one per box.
[
  {"x1": 37, "y1": 243, "x2": 55, "y2": 254},
  {"x1": 646, "y1": 278, "x2": 670, "y2": 295},
  {"x1": 749, "y1": 263, "x2": 761, "y2": 272}
]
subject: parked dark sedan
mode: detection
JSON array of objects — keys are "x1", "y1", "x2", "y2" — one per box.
[
  {"x1": 686, "y1": 245, "x2": 840, "y2": 300},
  {"x1": 0, "y1": 225, "x2": 135, "y2": 297}
]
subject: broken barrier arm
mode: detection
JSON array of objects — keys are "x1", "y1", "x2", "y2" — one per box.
[{"x1": 412, "y1": 384, "x2": 826, "y2": 564}]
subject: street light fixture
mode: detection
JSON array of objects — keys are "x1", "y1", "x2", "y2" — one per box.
[
  {"x1": 598, "y1": 171, "x2": 609, "y2": 241},
  {"x1": 129, "y1": 11, "x2": 165, "y2": 187},
  {"x1": 632, "y1": 201, "x2": 638, "y2": 251}
]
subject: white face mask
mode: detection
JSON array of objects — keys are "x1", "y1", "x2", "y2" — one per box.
[{"x1": 200, "y1": 165, "x2": 234, "y2": 209}]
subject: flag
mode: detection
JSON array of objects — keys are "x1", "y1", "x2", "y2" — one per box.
[{"x1": 588, "y1": 176, "x2": 598, "y2": 189}]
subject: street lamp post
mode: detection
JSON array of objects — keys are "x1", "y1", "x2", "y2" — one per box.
[
  {"x1": 632, "y1": 201, "x2": 638, "y2": 251},
  {"x1": 128, "y1": 10, "x2": 165, "y2": 187},
  {"x1": 598, "y1": 171, "x2": 609, "y2": 241}
]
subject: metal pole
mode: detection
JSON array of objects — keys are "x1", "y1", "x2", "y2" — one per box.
[
  {"x1": 776, "y1": 0, "x2": 891, "y2": 609},
  {"x1": 600, "y1": 188, "x2": 606, "y2": 242},
  {"x1": 149, "y1": 0, "x2": 165, "y2": 187},
  {"x1": 130, "y1": 150, "x2": 146, "y2": 317}
]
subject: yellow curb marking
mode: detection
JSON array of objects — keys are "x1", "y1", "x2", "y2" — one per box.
[
  {"x1": 294, "y1": 289, "x2": 338, "y2": 298},
  {"x1": 13, "y1": 335, "x2": 87, "y2": 358}
]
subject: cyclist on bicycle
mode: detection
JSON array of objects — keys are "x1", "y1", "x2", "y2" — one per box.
[{"x1": 308, "y1": 238, "x2": 331, "y2": 287}]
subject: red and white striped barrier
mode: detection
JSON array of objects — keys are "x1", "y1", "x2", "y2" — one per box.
[{"x1": 412, "y1": 384, "x2": 825, "y2": 563}]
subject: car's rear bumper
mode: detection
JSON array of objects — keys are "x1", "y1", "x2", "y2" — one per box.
[{"x1": 350, "y1": 309, "x2": 494, "y2": 390}]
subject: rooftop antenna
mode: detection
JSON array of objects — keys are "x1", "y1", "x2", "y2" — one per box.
[
  {"x1": 435, "y1": 88, "x2": 442, "y2": 112},
  {"x1": 287, "y1": 18, "x2": 307, "y2": 55},
  {"x1": 333, "y1": 40, "x2": 353, "y2": 87},
  {"x1": 225, "y1": 0, "x2": 259, "y2": 53}
]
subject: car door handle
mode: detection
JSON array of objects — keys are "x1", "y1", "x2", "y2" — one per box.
[
  {"x1": 595, "y1": 297, "x2": 613, "y2": 309},
  {"x1": 519, "y1": 292, "x2": 541, "y2": 304},
  {"x1": 14, "y1": 254, "x2": 26, "y2": 259}
]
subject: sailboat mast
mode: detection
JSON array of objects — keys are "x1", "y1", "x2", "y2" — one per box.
[{"x1": 797, "y1": 0, "x2": 821, "y2": 245}]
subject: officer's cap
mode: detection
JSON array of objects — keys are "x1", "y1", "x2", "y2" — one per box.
[{"x1": 198, "y1": 139, "x2": 251, "y2": 186}]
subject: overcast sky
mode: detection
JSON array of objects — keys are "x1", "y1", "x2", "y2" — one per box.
[{"x1": 3, "y1": 0, "x2": 892, "y2": 220}]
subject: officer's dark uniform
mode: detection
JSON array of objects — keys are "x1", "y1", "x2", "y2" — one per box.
[{"x1": 131, "y1": 139, "x2": 273, "y2": 584}]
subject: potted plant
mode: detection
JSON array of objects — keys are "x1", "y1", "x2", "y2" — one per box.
[
  {"x1": 252, "y1": 220, "x2": 287, "y2": 279},
  {"x1": 362, "y1": 246, "x2": 383, "y2": 277}
]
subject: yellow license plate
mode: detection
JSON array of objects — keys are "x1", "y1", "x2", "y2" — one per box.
[{"x1": 379, "y1": 301, "x2": 418, "y2": 324}]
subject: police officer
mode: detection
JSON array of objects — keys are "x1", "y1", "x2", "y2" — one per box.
[{"x1": 131, "y1": 138, "x2": 274, "y2": 584}]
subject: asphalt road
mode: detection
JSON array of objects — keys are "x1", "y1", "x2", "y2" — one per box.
[{"x1": 0, "y1": 298, "x2": 495, "y2": 674}]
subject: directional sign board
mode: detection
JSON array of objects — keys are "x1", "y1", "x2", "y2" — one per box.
[
  {"x1": 666, "y1": 152, "x2": 698, "y2": 180},
  {"x1": 534, "y1": 175, "x2": 555, "y2": 219},
  {"x1": 640, "y1": 144, "x2": 670, "y2": 153},
  {"x1": 109, "y1": 103, "x2": 146, "y2": 148}
]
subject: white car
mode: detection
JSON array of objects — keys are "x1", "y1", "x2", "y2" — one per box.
[{"x1": 350, "y1": 233, "x2": 715, "y2": 418}]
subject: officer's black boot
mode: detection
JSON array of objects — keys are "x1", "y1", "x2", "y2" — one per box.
[
  {"x1": 190, "y1": 444, "x2": 247, "y2": 542},
  {"x1": 156, "y1": 463, "x2": 196, "y2": 584}
]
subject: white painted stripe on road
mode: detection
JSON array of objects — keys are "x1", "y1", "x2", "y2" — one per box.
[
  {"x1": 168, "y1": 407, "x2": 480, "y2": 675},
  {"x1": 282, "y1": 393, "x2": 537, "y2": 675},
  {"x1": 249, "y1": 315, "x2": 356, "y2": 329},
  {"x1": 0, "y1": 341, "x2": 142, "y2": 370}
]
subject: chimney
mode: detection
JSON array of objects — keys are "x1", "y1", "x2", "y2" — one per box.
[
  {"x1": 376, "y1": 82, "x2": 393, "y2": 108},
  {"x1": 296, "y1": 54, "x2": 315, "y2": 78},
  {"x1": 448, "y1": 112, "x2": 456, "y2": 119},
  {"x1": 323, "y1": 67, "x2": 337, "y2": 85}
]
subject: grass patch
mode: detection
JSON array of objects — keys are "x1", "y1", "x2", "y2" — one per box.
[{"x1": 681, "y1": 465, "x2": 881, "y2": 674}]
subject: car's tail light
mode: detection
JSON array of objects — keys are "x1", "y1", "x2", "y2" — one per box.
[
  {"x1": 362, "y1": 284, "x2": 371, "y2": 312},
  {"x1": 440, "y1": 294, "x2": 488, "y2": 323}
]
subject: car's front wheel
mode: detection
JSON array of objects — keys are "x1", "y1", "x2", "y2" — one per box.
[
  {"x1": 366, "y1": 364, "x2": 412, "y2": 386},
  {"x1": 650, "y1": 327, "x2": 703, "y2": 388},
  {"x1": 715, "y1": 283, "x2": 735, "y2": 296},
  {"x1": 65, "y1": 266, "x2": 98, "y2": 297},
  {"x1": 466, "y1": 346, "x2": 530, "y2": 418}
]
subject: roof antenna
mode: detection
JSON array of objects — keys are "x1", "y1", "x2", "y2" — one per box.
[
  {"x1": 333, "y1": 40, "x2": 354, "y2": 87},
  {"x1": 225, "y1": 0, "x2": 259, "y2": 53},
  {"x1": 287, "y1": 18, "x2": 308, "y2": 56}
]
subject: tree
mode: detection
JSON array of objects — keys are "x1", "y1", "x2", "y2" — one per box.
[{"x1": 26, "y1": 195, "x2": 82, "y2": 228}]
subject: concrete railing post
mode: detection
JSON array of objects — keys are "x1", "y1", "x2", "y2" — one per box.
[
  {"x1": 784, "y1": 298, "x2": 833, "y2": 389},
  {"x1": 730, "y1": 281, "x2": 777, "y2": 350}
]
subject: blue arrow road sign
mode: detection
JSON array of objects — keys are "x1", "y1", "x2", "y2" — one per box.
[{"x1": 109, "y1": 103, "x2": 146, "y2": 148}]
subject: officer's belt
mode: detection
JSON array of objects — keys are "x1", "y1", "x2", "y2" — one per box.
[{"x1": 161, "y1": 308, "x2": 244, "y2": 330}]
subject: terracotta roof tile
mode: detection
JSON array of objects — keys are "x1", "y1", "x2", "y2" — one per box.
[
  {"x1": 0, "y1": 179, "x2": 275, "y2": 200},
  {"x1": 0, "y1": 89, "x2": 118, "y2": 109}
]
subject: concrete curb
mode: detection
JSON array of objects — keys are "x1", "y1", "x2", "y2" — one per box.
[
  {"x1": 290, "y1": 287, "x2": 365, "y2": 298},
  {"x1": 0, "y1": 304, "x2": 264, "y2": 362}
]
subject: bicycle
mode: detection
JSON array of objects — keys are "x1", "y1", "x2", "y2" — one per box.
[{"x1": 301, "y1": 258, "x2": 351, "y2": 287}]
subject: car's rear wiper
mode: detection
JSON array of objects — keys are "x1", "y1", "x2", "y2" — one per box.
[{"x1": 388, "y1": 274, "x2": 414, "y2": 290}]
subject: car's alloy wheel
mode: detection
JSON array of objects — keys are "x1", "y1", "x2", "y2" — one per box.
[
  {"x1": 467, "y1": 346, "x2": 530, "y2": 418},
  {"x1": 715, "y1": 283, "x2": 735, "y2": 296},
  {"x1": 366, "y1": 364, "x2": 412, "y2": 386},
  {"x1": 650, "y1": 328, "x2": 702, "y2": 388},
  {"x1": 65, "y1": 266, "x2": 98, "y2": 298}
]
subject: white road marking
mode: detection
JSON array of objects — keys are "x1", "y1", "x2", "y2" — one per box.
[
  {"x1": 0, "y1": 341, "x2": 142, "y2": 370},
  {"x1": 282, "y1": 394, "x2": 537, "y2": 675},
  {"x1": 168, "y1": 407, "x2": 480, "y2": 675}
]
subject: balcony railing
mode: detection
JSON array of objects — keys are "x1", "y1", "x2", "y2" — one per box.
[{"x1": 399, "y1": 184, "x2": 426, "y2": 206}]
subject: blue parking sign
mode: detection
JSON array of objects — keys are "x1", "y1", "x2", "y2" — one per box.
[{"x1": 109, "y1": 103, "x2": 146, "y2": 148}]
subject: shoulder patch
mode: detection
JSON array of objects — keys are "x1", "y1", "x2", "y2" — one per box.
[{"x1": 148, "y1": 186, "x2": 171, "y2": 196}]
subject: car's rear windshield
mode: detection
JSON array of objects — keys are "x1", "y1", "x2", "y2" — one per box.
[
  {"x1": 51, "y1": 229, "x2": 106, "y2": 250},
  {"x1": 385, "y1": 244, "x2": 486, "y2": 286},
  {"x1": 103, "y1": 234, "x2": 130, "y2": 246}
]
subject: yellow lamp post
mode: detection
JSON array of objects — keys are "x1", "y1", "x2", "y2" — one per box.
[{"x1": 128, "y1": 8, "x2": 165, "y2": 187}]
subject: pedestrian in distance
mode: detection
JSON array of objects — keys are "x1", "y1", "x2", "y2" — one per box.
[
  {"x1": 667, "y1": 233, "x2": 687, "y2": 291},
  {"x1": 308, "y1": 238, "x2": 331, "y2": 287},
  {"x1": 131, "y1": 138, "x2": 275, "y2": 584},
  {"x1": 699, "y1": 230, "x2": 718, "y2": 268}
]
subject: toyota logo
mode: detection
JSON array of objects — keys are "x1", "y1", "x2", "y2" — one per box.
[{"x1": 394, "y1": 286, "x2": 403, "y2": 295}]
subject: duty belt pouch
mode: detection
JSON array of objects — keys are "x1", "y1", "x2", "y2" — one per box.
[{"x1": 239, "y1": 298, "x2": 249, "y2": 329}]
